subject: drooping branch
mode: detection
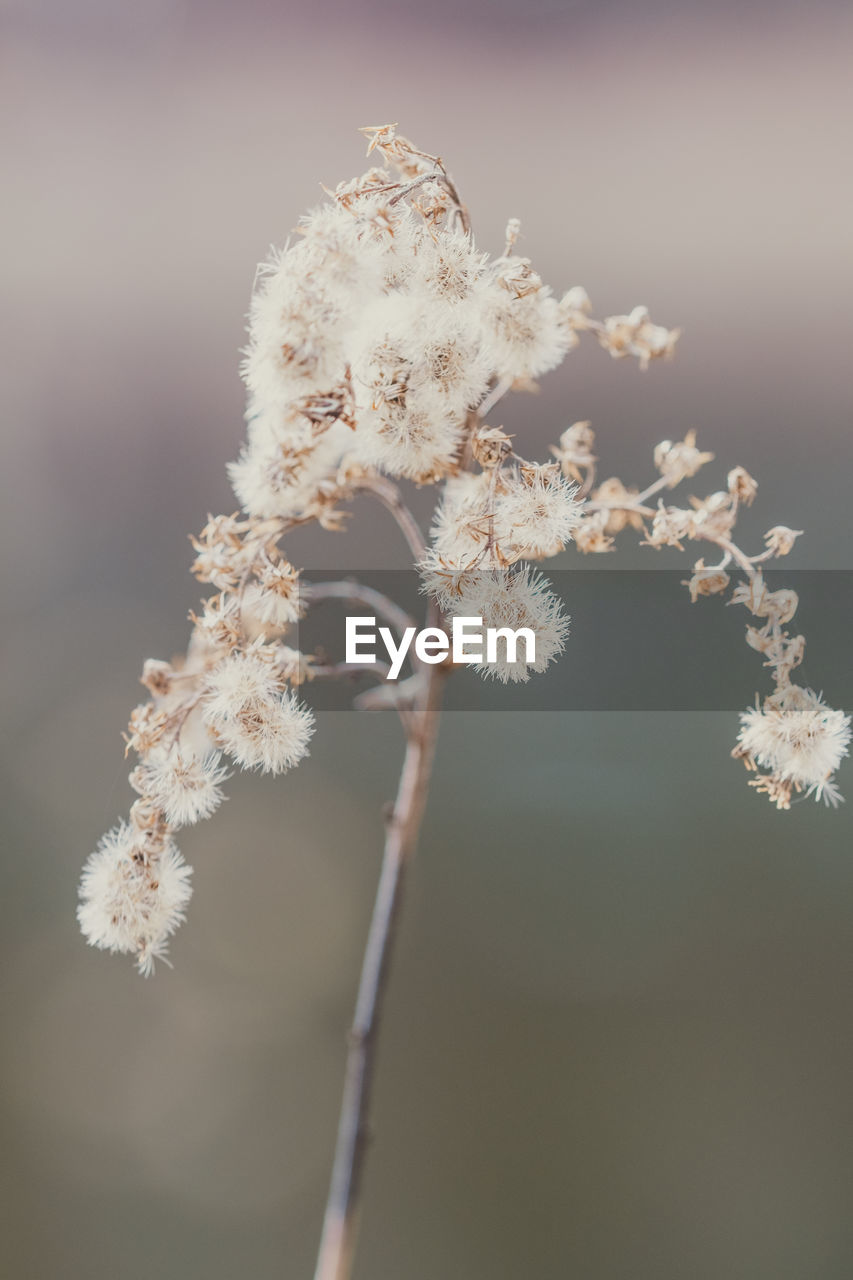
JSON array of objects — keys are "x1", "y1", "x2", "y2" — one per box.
[{"x1": 355, "y1": 475, "x2": 429, "y2": 564}]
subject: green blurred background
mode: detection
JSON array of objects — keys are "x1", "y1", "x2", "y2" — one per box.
[{"x1": 3, "y1": 1, "x2": 853, "y2": 1276}]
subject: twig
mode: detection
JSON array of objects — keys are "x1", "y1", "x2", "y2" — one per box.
[
  {"x1": 356, "y1": 475, "x2": 428, "y2": 563},
  {"x1": 304, "y1": 580, "x2": 418, "y2": 638},
  {"x1": 310, "y1": 660, "x2": 393, "y2": 682},
  {"x1": 313, "y1": 660, "x2": 447, "y2": 1280}
]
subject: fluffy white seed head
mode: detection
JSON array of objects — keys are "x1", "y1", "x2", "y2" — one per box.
[
  {"x1": 202, "y1": 652, "x2": 315, "y2": 774},
  {"x1": 293, "y1": 203, "x2": 388, "y2": 303},
  {"x1": 443, "y1": 567, "x2": 569, "y2": 683},
  {"x1": 428, "y1": 471, "x2": 494, "y2": 568},
  {"x1": 410, "y1": 229, "x2": 488, "y2": 303},
  {"x1": 475, "y1": 259, "x2": 574, "y2": 382},
  {"x1": 495, "y1": 464, "x2": 583, "y2": 561},
  {"x1": 203, "y1": 651, "x2": 280, "y2": 718},
  {"x1": 346, "y1": 295, "x2": 481, "y2": 479},
  {"x1": 416, "y1": 307, "x2": 491, "y2": 412},
  {"x1": 738, "y1": 687, "x2": 851, "y2": 801},
  {"x1": 136, "y1": 751, "x2": 229, "y2": 829},
  {"x1": 77, "y1": 823, "x2": 193, "y2": 976},
  {"x1": 241, "y1": 559, "x2": 302, "y2": 632},
  {"x1": 243, "y1": 271, "x2": 347, "y2": 411},
  {"x1": 229, "y1": 413, "x2": 350, "y2": 521},
  {"x1": 349, "y1": 380, "x2": 464, "y2": 481}
]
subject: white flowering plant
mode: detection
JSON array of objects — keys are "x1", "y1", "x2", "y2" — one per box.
[{"x1": 78, "y1": 124, "x2": 850, "y2": 1280}]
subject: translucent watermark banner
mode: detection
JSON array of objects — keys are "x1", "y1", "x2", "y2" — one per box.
[{"x1": 294, "y1": 570, "x2": 852, "y2": 711}]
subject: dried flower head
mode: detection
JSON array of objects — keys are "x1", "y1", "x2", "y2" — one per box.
[
  {"x1": 736, "y1": 688, "x2": 851, "y2": 808},
  {"x1": 80, "y1": 123, "x2": 847, "y2": 981},
  {"x1": 441, "y1": 567, "x2": 570, "y2": 684},
  {"x1": 78, "y1": 823, "x2": 193, "y2": 976}
]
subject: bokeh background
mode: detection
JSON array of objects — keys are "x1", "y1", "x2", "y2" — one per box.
[{"x1": 3, "y1": 1, "x2": 853, "y2": 1276}]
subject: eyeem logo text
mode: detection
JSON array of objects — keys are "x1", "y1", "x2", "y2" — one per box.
[{"x1": 346, "y1": 616, "x2": 536, "y2": 680}]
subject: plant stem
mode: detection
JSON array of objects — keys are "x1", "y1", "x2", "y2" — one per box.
[
  {"x1": 304, "y1": 579, "x2": 419, "y2": 638},
  {"x1": 356, "y1": 476, "x2": 428, "y2": 564},
  {"x1": 313, "y1": 661, "x2": 447, "y2": 1280}
]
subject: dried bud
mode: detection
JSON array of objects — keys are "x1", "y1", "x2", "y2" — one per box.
[
  {"x1": 124, "y1": 703, "x2": 169, "y2": 757},
  {"x1": 745, "y1": 624, "x2": 773, "y2": 654},
  {"x1": 472, "y1": 425, "x2": 514, "y2": 469},
  {"x1": 497, "y1": 257, "x2": 543, "y2": 299},
  {"x1": 763, "y1": 588, "x2": 799, "y2": 624},
  {"x1": 359, "y1": 122, "x2": 399, "y2": 156},
  {"x1": 764, "y1": 526, "x2": 803, "y2": 556},
  {"x1": 599, "y1": 305, "x2": 680, "y2": 368},
  {"x1": 191, "y1": 513, "x2": 253, "y2": 589},
  {"x1": 775, "y1": 633, "x2": 806, "y2": 672},
  {"x1": 504, "y1": 217, "x2": 521, "y2": 254},
  {"x1": 689, "y1": 490, "x2": 737, "y2": 540},
  {"x1": 683, "y1": 562, "x2": 730, "y2": 602},
  {"x1": 129, "y1": 796, "x2": 169, "y2": 847},
  {"x1": 191, "y1": 593, "x2": 243, "y2": 653},
  {"x1": 727, "y1": 466, "x2": 758, "y2": 505},
  {"x1": 591, "y1": 477, "x2": 645, "y2": 534},
  {"x1": 276, "y1": 646, "x2": 314, "y2": 685},
  {"x1": 730, "y1": 574, "x2": 767, "y2": 615},
  {"x1": 573, "y1": 509, "x2": 614, "y2": 554},
  {"x1": 654, "y1": 430, "x2": 714, "y2": 488},
  {"x1": 644, "y1": 503, "x2": 694, "y2": 549},
  {"x1": 551, "y1": 421, "x2": 596, "y2": 483},
  {"x1": 141, "y1": 659, "x2": 174, "y2": 698},
  {"x1": 292, "y1": 381, "x2": 356, "y2": 433},
  {"x1": 731, "y1": 576, "x2": 798, "y2": 623}
]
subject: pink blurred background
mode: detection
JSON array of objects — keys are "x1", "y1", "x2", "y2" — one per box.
[{"x1": 3, "y1": 2, "x2": 853, "y2": 1277}]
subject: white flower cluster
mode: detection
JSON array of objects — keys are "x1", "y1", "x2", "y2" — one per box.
[
  {"x1": 79, "y1": 526, "x2": 316, "y2": 973},
  {"x1": 81, "y1": 123, "x2": 839, "y2": 976},
  {"x1": 233, "y1": 197, "x2": 586, "y2": 502},
  {"x1": 425, "y1": 566, "x2": 570, "y2": 684},
  {"x1": 737, "y1": 687, "x2": 851, "y2": 808},
  {"x1": 231, "y1": 125, "x2": 674, "y2": 515},
  {"x1": 203, "y1": 650, "x2": 315, "y2": 774},
  {"x1": 420, "y1": 452, "x2": 581, "y2": 683},
  {"x1": 85, "y1": 125, "x2": 678, "y2": 972}
]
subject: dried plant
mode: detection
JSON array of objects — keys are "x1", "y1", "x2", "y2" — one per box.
[{"x1": 78, "y1": 125, "x2": 849, "y2": 1279}]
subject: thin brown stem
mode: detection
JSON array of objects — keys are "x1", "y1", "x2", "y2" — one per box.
[
  {"x1": 313, "y1": 660, "x2": 447, "y2": 1280},
  {"x1": 583, "y1": 498, "x2": 656, "y2": 520},
  {"x1": 633, "y1": 474, "x2": 670, "y2": 505},
  {"x1": 310, "y1": 660, "x2": 393, "y2": 683},
  {"x1": 304, "y1": 580, "x2": 418, "y2": 638},
  {"x1": 356, "y1": 475, "x2": 428, "y2": 563}
]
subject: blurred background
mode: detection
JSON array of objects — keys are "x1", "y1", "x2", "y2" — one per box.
[{"x1": 3, "y1": 0, "x2": 853, "y2": 1276}]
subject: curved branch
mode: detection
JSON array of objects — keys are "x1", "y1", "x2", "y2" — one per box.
[
  {"x1": 356, "y1": 475, "x2": 428, "y2": 563},
  {"x1": 303, "y1": 579, "x2": 418, "y2": 637}
]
